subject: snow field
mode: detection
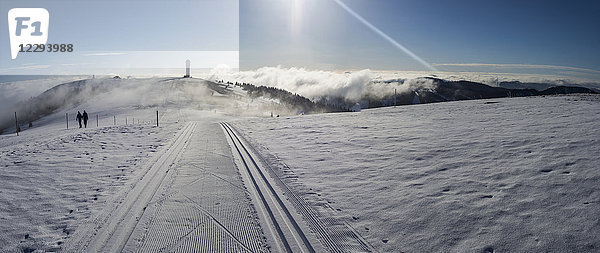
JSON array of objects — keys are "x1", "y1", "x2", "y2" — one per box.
[
  {"x1": 0, "y1": 121, "x2": 182, "y2": 252},
  {"x1": 233, "y1": 95, "x2": 600, "y2": 252}
]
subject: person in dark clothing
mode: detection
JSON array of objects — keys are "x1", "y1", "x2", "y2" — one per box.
[
  {"x1": 76, "y1": 111, "x2": 83, "y2": 128},
  {"x1": 83, "y1": 110, "x2": 89, "y2": 128}
]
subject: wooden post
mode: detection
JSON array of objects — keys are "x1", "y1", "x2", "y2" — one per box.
[
  {"x1": 14, "y1": 112, "x2": 19, "y2": 136},
  {"x1": 66, "y1": 113, "x2": 69, "y2": 129},
  {"x1": 114, "y1": 115, "x2": 116, "y2": 125},
  {"x1": 156, "y1": 110, "x2": 159, "y2": 127},
  {"x1": 96, "y1": 114, "x2": 99, "y2": 127}
]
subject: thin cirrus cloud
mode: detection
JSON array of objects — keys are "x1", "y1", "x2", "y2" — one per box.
[
  {"x1": 433, "y1": 63, "x2": 600, "y2": 75},
  {"x1": 81, "y1": 52, "x2": 128, "y2": 56},
  {"x1": 9, "y1": 65, "x2": 51, "y2": 70},
  {"x1": 0, "y1": 64, "x2": 52, "y2": 73}
]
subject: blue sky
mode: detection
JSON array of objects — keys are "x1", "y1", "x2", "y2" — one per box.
[
  {"x1": 240, "y1": 0, "x2": 600, "y2": 80},
  {"x1": 1, "y1": 0, "x2": 599, "y2": 81}
]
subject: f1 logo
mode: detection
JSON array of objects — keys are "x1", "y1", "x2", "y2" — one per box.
[{"x1": 8, "y1": 8, "x2": 49, "y2": 59}]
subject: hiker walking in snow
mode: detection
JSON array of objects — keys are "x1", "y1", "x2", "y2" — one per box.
[
  {"x1": 83, "y1": 110, "x2": 89, "y2": 128},
  {"x1": 76, "y1": 111, "x2": 83, "y2": 128}
]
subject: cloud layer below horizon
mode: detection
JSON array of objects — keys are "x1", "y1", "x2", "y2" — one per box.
[{"x1": 201, "y1": 66, "x2": 599, "y2": 101}]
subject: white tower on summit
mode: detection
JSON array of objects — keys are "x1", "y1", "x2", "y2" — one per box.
[{"x1": 185, "y1": 59, "x2": 191, "y2": 78}]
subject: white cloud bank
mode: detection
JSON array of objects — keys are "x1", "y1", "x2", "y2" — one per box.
[
  {"x1": 200, "y1": 66, "x2": 599, "y2": 101},
  {"x1": 204, "y1": 66, "x2": 426, "y2": 100}
]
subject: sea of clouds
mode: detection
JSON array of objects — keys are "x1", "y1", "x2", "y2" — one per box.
[{"x1": 201, "y1": 66, "x2": 596, "y2": 101}]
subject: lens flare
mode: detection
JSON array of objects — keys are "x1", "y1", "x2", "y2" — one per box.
[{"x1": 332, "y1": 0, "x2": 438, "y2": 71}]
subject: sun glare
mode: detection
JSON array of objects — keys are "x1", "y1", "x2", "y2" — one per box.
[{"x1": 291, "y1": 0, "x2": 304, "y2": 36}]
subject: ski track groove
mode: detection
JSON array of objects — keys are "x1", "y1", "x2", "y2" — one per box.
[
  {"x1": 64, "y1": 122, "x2": 197, "y2": 252},
  {"x1": 221, "y1": 122, "x2": 319, "y2": 253},
  {"x1": 227, "y1": 122, "x2": 376, "y2": 253},
  {"x1": 117, "y1": 122, "x2": 197, "y2": 251}
]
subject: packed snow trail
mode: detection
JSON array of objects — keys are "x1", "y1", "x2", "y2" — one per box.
[
  {"x1": 221, "y1": 122, "x2": 321, "y2": 253},
  {"x1": 124, "y1": 121, "x2": 268, "y2": 252},
  {"x1": 64, "y1": 121, "x2": 270, "y2": 252},
  {"x1": 61, "y1": 118, "x2": 371, "y2": 252}
]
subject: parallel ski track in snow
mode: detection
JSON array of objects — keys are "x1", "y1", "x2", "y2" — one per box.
[
  {"x1": 221, "y1": 122, "x2": 316, "y2": 253},
  {"x1": 65, "y1": 122, "x2": 197, "y2": 252},
  {"x1": 127, "y1": 121, "x2": 268, "y2": 253},
  {"x1": 223, "y1": 122, "x2": 375, "y2": 253}
]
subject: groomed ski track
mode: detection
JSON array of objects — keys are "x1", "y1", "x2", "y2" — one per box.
[
  {"x1": 221, "y1": 122, "x2": 322, "y2": 253},
  {"x1": 64, "y1": 122, "x2": 198, "y2": 252},
  {"x1": 64, "y1": 120, "x2": 371, "y2": 252}
]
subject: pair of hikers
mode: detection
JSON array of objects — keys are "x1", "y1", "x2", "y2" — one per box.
[{"x1": 76, "y1": 110, "x2": 89, "y2": 128}]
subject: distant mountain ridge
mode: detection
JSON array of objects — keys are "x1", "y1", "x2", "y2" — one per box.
[
  {"x1": 314, "y1": 77, "x2": 597, "y2": 111},
  {"x1": 498, "y1": 81, "x2": 554, "y2": 91}
]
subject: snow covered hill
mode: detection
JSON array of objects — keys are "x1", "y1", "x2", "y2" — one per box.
[{"x1": 0, "y1": 77, "x2": 334, "y2": 134}]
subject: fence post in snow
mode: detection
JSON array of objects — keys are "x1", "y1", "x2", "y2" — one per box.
[
  {"x1": 126, "y1": 117, "x2": 128, "y2": 125},
  {"x1": 114, "y1": 116, "x2": 116, "y2": 125},
  {"x1": 96, "y1": 115, "x2": 99, "y2": 127},
  {"x1": 14, "y1": 112, "x2": 19, "y2": 136},
  {"x1": 156, "y1": 110, "x2": 159, "y2": 127},
  {"x1": 66, "y1": 113, "x2": 69, "y2": 129}
]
